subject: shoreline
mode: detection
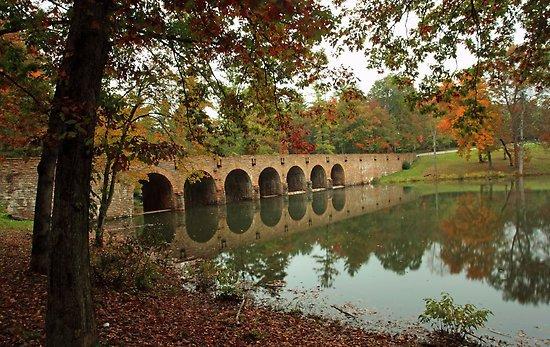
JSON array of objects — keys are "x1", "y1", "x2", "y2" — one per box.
[{"x1": 0, "y1": 228, "x2": 476, "y2": 346}]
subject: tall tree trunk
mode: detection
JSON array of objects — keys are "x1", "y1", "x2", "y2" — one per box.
[
  {"x1": 46, "y1": 0, "x2": 111, "y2": 345},
  {"x1": 29, "y1": 118, "x2": 59, "y2": 274},
  {"x1": 517, "y1": 105, "x2": 525, "y2": 175},
  {"x1": 95, "y1": 163, "x2": 117, "y2": 247},
  {"x1": 487, "y1": 150, "x2": 492, "y2": 169}
]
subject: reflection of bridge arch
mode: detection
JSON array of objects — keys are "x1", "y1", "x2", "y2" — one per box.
[
  {"x1": 331, "y1": 164, "x2": 345, "y2": 186},
  {"x1": 141, "y1": 173, "x2": 175, "y2": 212},
  {"x1": 225, "y1": 169, "x2": 253, "y2": 203},
  {"x1": 287, "y1": 166, "x2": 306, "y2": 193},
  {"x1": 332, "y1": 189, "x2": 346, "y2": 211},
  {"x1": 184, "y1": 171, "x2": 217, "y2": 208},
  {"x1": 312, "y1": 190, "x2": 328, "y2": 215},
  {"x1": 288, "y1": 194, "x2": 307, "y2": 221},
  {"x1": 311, "y1": 165, "x2": 327, "y2": 189},
  {"x1": 227, "y1": 201, "x2": 254, "y2": 234},
  {"x1": 186, "y1": 206, "x2": 219, "y2": 243},
  {"x1": 259, "y1": 167, "x2": 282, "y2": 197},
  {"x1": 260, "y1": 197, "x2": 282, "y2": 227},
  {"x1": 138, "y1": 211, "x2": 177, "y2": 247}
]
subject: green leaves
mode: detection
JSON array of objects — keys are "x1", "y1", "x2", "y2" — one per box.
[{"x1": 419, "y1": 292, "x2": 492, "y2": 338}]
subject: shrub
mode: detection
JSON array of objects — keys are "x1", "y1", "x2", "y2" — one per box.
[
  {"x1": 402, "y1": 161, "x2": 411, "y2": 170},
  {"x1": 91, "y1": 239, "x2": 164, "y2": 291},
  {"x1": 419, "y1": 292, "x2": 492, "y2": 338},
  {"x1": 188, "y1": 260, "x2": 247, "y2": 300}
]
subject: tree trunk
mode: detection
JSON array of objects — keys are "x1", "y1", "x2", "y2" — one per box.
[
  {"x1": 29, "y1": 121, "x2": 58, "y2": 274},
  {"x1": 46, "y1": 0, "x2": 112, "y2": 345},
  {"x1": 487, "y1": 150, "x2": 492, "y2": 169},
  {"x1": 478, "y1": 152, "x2": 484, "y2": 163},
  {"x1": 517, "y1": 105, "x2": 525, "y2": 175},
  {"x1": 499, "y1": 138, "x2": 513, "y2": 166},
  {"x1": 95, "y1": 164, "x2": 117, "y2": 247}
]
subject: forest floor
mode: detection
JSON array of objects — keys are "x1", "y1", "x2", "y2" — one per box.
[
  {"x1": 0, "y1": 227, "x2": 474, "y2": 346},
  {"x1": 381, "y1": 143, "x2": 550, "y2": 183}
]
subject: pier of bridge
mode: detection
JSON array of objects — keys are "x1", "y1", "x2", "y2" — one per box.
[{"x1": 0, "y1": 153, "x2": 415, "y2": 218}]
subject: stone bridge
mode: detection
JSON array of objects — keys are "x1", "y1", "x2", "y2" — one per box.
[
  {"x1": 138, "y1": 153, "x2": 416, "y2": 213},
  {"x1": 0, "y1": 153, "x2": 415, "y2": 218}
]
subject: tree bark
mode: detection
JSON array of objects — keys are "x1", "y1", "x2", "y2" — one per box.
[
  {"x1": 95, "y1": 160, "x2": 117, "y2": 247},
  {"x1": 29, "y1": 119, "x2": 58, "y2": 274},
  {"x1": 499, "y1": 138, "x2": 513, "y2": 166},
  {"x1": 46, "y1": 0, "x2": 112, "y2": 345}
]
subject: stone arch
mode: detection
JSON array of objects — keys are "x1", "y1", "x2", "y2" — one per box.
[
  {"x1": 287, "y1": 166, "x2": 306, "y2": 193},
  {"x1": 259, "y1": 167, "x2": 282, "y2": 197},
  {"x1": 310, "y1": 165, "x2": 327, "y2": 189},
  {"x1": 312, "y1": 190, "x2": 328, "y2": 215},
  {"x1": 224, "y1": 169, "x2": 253, "y2": 203},
  {"x1": 184, "y1": 171, "x2": 217, "y2": 208},
  {"x1": 331, "y1": 164, "x2": 345, "y2": 186},
  {"x1": 140, "y1": 173, "x2": 174, "y2": 213},
  {"x1": 288, "y1": 194, "x2": 307, "y2": 221}
]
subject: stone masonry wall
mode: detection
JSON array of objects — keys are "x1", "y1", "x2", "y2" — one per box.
[{"x1": 0, "y1": 158, "x2": 133, "y2": 219}]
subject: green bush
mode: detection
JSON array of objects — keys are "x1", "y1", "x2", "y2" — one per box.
[
  {"x1": 402, "y1": 161, "x2": 411, "y2": 170},
  {"x1": 419, "y1": 292, "x2": 492, "y2": 338},
  {"x1": 188, "y1": 260, "x2": 246, "y2": 300},
  {"x1": 91, "y1": 239, "x2": 162, "y2": 291}
]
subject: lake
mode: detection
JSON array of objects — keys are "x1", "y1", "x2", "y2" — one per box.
[{"x1": 108, "y1": 178, "x2": 550, "y2": 343}]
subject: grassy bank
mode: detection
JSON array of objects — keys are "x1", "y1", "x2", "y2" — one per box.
[
  {"x1": 0, "y1": 208, "x2": 33, "y2": 230},
  {"x1": 381, "y1": 143, "x2": 550, "y2": 183}
]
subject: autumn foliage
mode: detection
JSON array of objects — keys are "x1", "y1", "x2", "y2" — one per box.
[{"x1": 434, "y1": 79, "x2": 501, "y2": 158}]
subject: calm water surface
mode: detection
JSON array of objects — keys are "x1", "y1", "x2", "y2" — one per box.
[{"x1": 109, "y1": 179, "x2": 550, "y2": 342}]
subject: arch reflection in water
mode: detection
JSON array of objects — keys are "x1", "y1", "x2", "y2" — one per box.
[
  {"x1": 185, "y1": 205, "x2": 219, "y2": 243},
  {"x1": 260, "y1": 196, "x2": 283, "y2": 227},
  {"x1": 138, "y1": 211, "x2": 177, "y2": 247},
  {"x1": 226, "y1": 200, "x2": 255, "y2": 234},
  {"x1": 312, "y1": 190, "x2": 328, "y2": 215},
  {"x1": 288, "y1": 193, "x2": 307, "y2": 221},
  {"x1": 331, "y1": 188, "x2": 346, "y2": 211}
]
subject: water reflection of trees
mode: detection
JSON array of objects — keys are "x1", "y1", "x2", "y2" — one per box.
[
  {"x1": 215, "y1": 181, "x2": 549, "y2": 305},
  {"x1": 438, "y1": 181, "x2": 549, "y2": 305}
]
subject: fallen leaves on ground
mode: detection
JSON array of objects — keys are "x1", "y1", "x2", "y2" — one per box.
[{"x1": 1, "y1": 229, "x2": 421, "y2": 346}]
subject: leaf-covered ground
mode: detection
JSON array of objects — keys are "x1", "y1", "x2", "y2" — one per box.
[{"x1": 0, "y1": 229, "x2": 425, "y2": 346}]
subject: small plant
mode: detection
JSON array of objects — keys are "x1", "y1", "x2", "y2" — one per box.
[
  {"x1": 419, "y1": 292, "x2": 492, "y2": 339},
  {"x1": 215, "y1": 264, "x2": 245, "y2": 300},
  {"x1": 402, "y1": 161, "x2": 411, "y2": 170},
  {"x1": 188, "y1": 260, "x2": 247, "y2": 300},
  {"x1": 91, "y1": 238, "x2": 163, "y2": 291}
]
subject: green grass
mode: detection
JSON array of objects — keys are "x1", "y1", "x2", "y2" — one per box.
[
  {"x1": 382, "y1": 143, "x2": 550, "y2": 183},
  {"x1": 0, "y1": 208, "x2": 33, "y2": 230}
]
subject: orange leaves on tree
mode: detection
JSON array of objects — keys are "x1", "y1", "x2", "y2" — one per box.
[{"x1": 434, "y1": 79, "x2": 501, "y2": 157}]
